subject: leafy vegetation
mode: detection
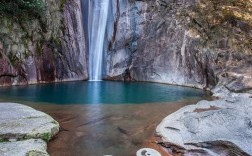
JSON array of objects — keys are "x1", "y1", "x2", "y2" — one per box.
[
  {"x1": 40, "y1": 132, "x2": 51, "y2": 142},
  {"x1": 26, "y1": 150, "x2": 48, "y2": 156},
  {"x1": 0, "y1": 0, "x2": 46, "y2": 19},
  {"x1": 0, "y1": 0, "x2": 66, "y2": 72},
  {"x1": 177, "y1": 0, "x2": 252, "y2": 53}
]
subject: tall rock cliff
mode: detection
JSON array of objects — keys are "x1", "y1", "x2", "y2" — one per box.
[
  {"x1": 0, "y1": 0, "x2": 88, "y2": 86},
  {"x1": 1, "y1": 0, "x2": 251, "y2": 94},
  {"x1": 104, "y1": 0, "x2": 252, "y2": 93}
]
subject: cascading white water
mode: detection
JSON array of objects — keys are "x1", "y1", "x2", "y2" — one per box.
[{"x1": 88, "y1": 0, "x2": 110, "y2": 81}]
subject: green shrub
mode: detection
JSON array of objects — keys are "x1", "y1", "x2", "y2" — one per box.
[
  {"x1": 177, "y1": 0, "x2": 252, "y2": 53},
  {"x1": 0, "y1": 0, "x2": 46, "y2": 19}
]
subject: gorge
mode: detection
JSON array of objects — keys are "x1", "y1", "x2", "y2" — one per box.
[
  {"x1": 0, "y1": 0, "x2": 252, "y2": 155},
  {"x1": 0, "y1": 0, "x2": 251, "y2": 95}
]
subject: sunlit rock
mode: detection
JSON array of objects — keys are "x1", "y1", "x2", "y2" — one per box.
[
  {"x1": 0, "y1": 103, "x2": 59, "y2": 141},
  {"x1": 157, "y1": 98, "x2": 252, "y2": 155}
]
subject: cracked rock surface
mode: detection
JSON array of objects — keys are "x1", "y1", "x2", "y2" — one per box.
[{"x1": 156, "y1": 98, "x2": 252, "y2": 156}]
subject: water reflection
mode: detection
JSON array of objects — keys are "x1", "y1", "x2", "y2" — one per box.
[
  {"x1": 26, "y1": 101, "x2": 201, "y2": 156},
  {"x1": 85, "y1": 81, "x2": 100, "y2": 104}
]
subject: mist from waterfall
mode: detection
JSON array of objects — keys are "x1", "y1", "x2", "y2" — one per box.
[{"x1": 87, "y1": 0, "x2": 109, "y2": 81}]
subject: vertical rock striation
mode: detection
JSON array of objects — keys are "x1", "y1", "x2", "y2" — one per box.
[
  {"x1": 104, "y1": 0, "x2": 213, "y2": 88},
  {"x1": 0, "y1": 0, "x2": 88, "y2": 86},
  {"x1": 104, "y1": 0, "x2": 252, "y2": 92}
]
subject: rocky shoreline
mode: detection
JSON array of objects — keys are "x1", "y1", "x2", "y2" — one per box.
[
  {"x1": 156, "y1": 97, "x2": 252, "y2": 156},
  {"x1": 0, "y1": 90, "x2": 252, "y2": 156},
  {"x1": 0, "y1": 103, "x2": 59, "y2": 156}
]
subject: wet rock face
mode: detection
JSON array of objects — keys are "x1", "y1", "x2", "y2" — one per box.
[
  {"x1": 104, "y1": 0, "x2": 252, "y2": 91},
  {"x1": 0, "y1": 0, "x2": 88, "y2": 86},
  {"x1": 156, "y1": 98, "x2": 252, "y2": 155}
]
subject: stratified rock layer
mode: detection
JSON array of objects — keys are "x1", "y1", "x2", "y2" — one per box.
[{"x1": 156, "y1": 98, "x2": 252, "y2": 155}]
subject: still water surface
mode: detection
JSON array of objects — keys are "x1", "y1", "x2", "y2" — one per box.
[
  {"x1": 0, "y1": 81, "x2": 205, "y2": 104},
  {"x1": 0, "y1": 81, "x2": 209, "y2": 156}
]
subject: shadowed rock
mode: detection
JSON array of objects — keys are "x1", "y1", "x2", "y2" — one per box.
[{"x1": 0, "y1": 0, "x2": 88, "y2": 86}]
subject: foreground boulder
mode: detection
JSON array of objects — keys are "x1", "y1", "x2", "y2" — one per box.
[
  {"x1": 0, "y1": 103, "x2": 59, "y2": 141},
  {"x1": 156, "y1": 98, "x2": 252, "y2": 155},
  {"x1": 0, "y1": 139, "x2": 48, "y2": 156},
  {"x1": 0, "y1": 103, "x2": 59, "y2": 156}
]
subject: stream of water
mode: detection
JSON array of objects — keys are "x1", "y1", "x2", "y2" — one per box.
[{"x1": 88, "y1": 0, "x2": 109, "y2": 81}]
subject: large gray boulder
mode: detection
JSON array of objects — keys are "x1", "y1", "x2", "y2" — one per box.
[
  {"x1": 0, "y1": 103, "x2": 59, "y2": 156},
  {"x1": 0, "y1": 103, "x2": 59, "y2": 141},
  {"x1": 0, "y1": 139, "x2": 48, "y2": 156},
  {"x1": 156, "y1": 98, "x2": 252, "y2": 155},
  {"x1": 212, "y1": 86, "x2": 252, "y2": 99}
]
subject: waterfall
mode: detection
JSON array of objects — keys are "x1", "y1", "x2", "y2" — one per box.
[{"x1": 86, "y1": 0, "x2": 109, "y2": 81}]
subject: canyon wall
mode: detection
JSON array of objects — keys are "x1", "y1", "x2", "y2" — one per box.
[
  {"x1": 0, "y1": 0, "x2": 251, "y2": 94},
  {"x1": 104, "y1": 0, "x2": 252, "y2": 93},
  {"x1": 0, "y1": 0, "x2": 88, "y2": 86}
]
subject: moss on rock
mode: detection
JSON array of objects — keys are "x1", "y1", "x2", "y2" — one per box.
[
  {"x1": 39, "y1": 132, "x2": 52, "y2": 142},
  {"x1": 0, "y1": 0, "x2": 46, "y2": 19},
  {"x1": 0, "y1": 0, "x2": 67, "y2": 69},
  {"x1": 26, "y1": 150, "x2": 48, "y2": 156}
]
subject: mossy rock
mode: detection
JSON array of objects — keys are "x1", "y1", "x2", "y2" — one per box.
[
  {"x1": 0, "y1": 103, "x2": 59, "y2": 142},
  {"x1": 26, "y1": 150, "x2": 48, "y2": 156},
  {"x1": 0, "y1": 139, "x2": 49, "y2": 156}
]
